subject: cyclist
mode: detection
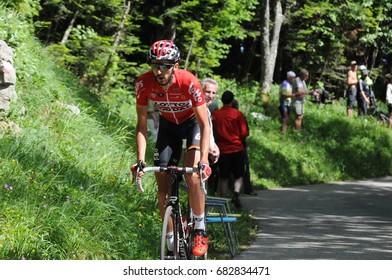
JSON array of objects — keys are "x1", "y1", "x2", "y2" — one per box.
[{"x1": 133, "y1": 40, "x2": 211, "y2": 257}]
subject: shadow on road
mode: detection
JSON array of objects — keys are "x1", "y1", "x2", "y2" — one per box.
[{"x1": 236, "y1": 177, "x2": 392, "y2": 260}]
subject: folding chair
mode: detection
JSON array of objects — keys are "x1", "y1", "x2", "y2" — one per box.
[{"x1": 205, "y1": 196, "x2": 239, "y2": 257}]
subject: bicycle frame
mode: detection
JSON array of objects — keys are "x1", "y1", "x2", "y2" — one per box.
[
  {"x1": 167, "y1": 173, "x2": 190, "y2": 259},
  {"x1": 135, "y1": 164, "x2": 206, "y2": 260}
]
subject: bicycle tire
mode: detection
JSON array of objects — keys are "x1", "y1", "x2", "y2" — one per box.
[
  {"x1": 160, "y1": 205, "x2": 174, "y2": 260},
  {"x1": 159, "y1": 203, "x2": 208, "y2": 260}
]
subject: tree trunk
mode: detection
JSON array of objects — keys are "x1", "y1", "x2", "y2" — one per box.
[
  {"x1": 113, "y1": 1, "x2": 132, "y2": 48},
  {"x1": 60, "y1": 10, "x2": 79, "y2": 45},
  {"x1": 257, "y1": 0, "x2": 284, "y2": 103},
  {"x1": 241, "y1": 37, "x2": 257, "y2": 83},
  {"x1": 184, "y1": 33, "x2": 195, "y2": 71},
  {"x1": 98, "y1": 1, "x2": 131, "y2": 93}
]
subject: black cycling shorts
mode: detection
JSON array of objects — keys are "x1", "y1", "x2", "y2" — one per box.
[
  {"x1": 218, "y1": 151, "x2": 245, "y2": 179},
  {"x1": 154, "y1": 115, "x2": 200, "y2": 166}
]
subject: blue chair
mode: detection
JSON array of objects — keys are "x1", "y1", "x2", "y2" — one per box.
[{"x1": 205, "y1": 196, "x2": 239, "y2": 257}]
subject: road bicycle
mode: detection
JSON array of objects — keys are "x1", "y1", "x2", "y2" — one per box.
[{"x1": 135, "y1": 161, "x2": 207, "y2": 260}]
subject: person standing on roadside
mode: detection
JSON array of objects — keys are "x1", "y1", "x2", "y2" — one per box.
[
  {"x1": 386, "y1": 74, "x2": 392, "y2": 129},
  {"x1": 201, "y1": 77, "x2": 220, "y2": 194},
  {"x1": 292, "y1": 69, "x2": 310, "y2": 131},
  {"x1": 212, "y1": 91, "x2": 249, "y2": 209},
  {"x1": 357, "y1": 69, "x2": 371, "y2": 118},
  {"x1": 201, "y1": 77, "x2": 219, "y2": 114},
  {"x1": 201, "y1": 77, "x2": 220, "y2": 164},
  {"x1": 347, "y1": 61, "x2": 358, "y2": 118},
  {"x1": 231, "y1": 99, "x2": 257, "y2": 196},
  {"x1": 279, "y1": 71, "x2": 297, "y2": 134}
]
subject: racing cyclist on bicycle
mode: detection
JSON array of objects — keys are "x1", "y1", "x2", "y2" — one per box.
[{"x1": 133, "y1": 40, "x2": 211, "y2": 257}]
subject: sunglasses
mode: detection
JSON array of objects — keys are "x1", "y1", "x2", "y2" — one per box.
[{"x1": 151, "y1": 63, "x2": 174, "y2": 71}]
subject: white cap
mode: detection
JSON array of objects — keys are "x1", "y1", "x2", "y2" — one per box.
[
  {"x1": 359, "y1": 65, "x2": 367, "y2": 71},
  {"x1": 287, "y1": 71, "x2": 296, "y2": 78}
]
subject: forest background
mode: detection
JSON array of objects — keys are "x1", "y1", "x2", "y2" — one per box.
[
  {"x1": 5, "y1": 0, "x2": 392, "y2": 100},
  {"x1": 1, "y1": 0, "x2": 392, "y2": 260}
]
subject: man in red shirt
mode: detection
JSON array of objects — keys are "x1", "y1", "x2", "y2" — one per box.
[
  {"x1": 212, "y1": 91, "x2": 249, "y2": 209},
  {"x1": 133, "y1": 40, "x2": 211, "y2": 257}
]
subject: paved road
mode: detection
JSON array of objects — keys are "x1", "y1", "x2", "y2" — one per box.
[{"x1": 235, "y1": 177, "x2": 392, "y2": 260}]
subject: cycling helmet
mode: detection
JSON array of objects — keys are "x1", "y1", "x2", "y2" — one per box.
[{"x1": 148, "y1": 40, "x2": 180, "y2": 63}]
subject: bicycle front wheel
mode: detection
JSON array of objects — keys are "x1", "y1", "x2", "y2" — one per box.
[{"x1": 161, "y1": 205, "x2": 174, "y2": 260}]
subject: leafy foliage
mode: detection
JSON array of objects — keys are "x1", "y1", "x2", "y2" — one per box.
[
  {"x1": 2, "y1": 0, "x2": 41, "y2": 19},
  {"x1": 285, "y1": 0, "x2": 392, "y2": 94}
]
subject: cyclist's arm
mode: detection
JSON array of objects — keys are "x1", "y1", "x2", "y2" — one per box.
[
  {"x1": 136, "y1": 104, "x2": 149, "y2": 163},
  {"x1": 194, "y1": 104, "x2": 210, "y2": 165}
]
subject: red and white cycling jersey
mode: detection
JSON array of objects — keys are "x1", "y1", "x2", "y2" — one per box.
[{"x1": 135, "y1": 69, "x2": 205, "y2": 124}]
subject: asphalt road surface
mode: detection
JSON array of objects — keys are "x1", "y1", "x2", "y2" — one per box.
[{"x1": 235, "y1": 177, "x2": 392, "y2": 260}]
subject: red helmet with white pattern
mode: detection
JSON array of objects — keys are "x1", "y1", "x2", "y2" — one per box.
[{"x1": 148, "y1": 40, "x2": 180, "y2": 63}]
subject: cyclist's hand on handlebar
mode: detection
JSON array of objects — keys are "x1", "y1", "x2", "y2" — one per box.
[
  {"x1": 200, "y1": 160, "x2": 212, "y2": 182},
  {"x1": 131, "y1": 160, "x2": 145, "y2": 183}
]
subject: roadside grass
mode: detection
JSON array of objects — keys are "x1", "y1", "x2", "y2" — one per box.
[{"x1": 240, "y1": 89, "x2": 392, "y2": 189}]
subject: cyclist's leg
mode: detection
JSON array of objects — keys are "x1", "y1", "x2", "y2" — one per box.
[
  {"x1": 184, "y1": 149, "x2": 208, "y2": 257},
  {"x1": 183, "y1": 117, "x2": 204, "y2": 224},
  {"x1": 184, "y1": 149, "x2": 205, "y2": 220}
]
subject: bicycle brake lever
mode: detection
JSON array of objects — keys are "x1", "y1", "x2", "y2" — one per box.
[
  {"x1": 136, "y1": 160, "x2": 145, "y2": 192},
  {"x1": 197, "y1": 161, "x2": 207, "y2": 195}
]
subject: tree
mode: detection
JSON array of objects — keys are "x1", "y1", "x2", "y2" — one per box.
[
  {"x1": 33, "y1": 0, "x2": 144, "y2": 93},
  {"x1": 258, "y1": 0, "x2": 285, "y2": 101},
  {"x1": 98, "y1": 0, "x2": 132, "y2": 92},
  {"x1": 285, "y1": 0, "x2": 392, "y2": 96},
  {"x1": 137, "y1": 0, "x2": 258, "y2": 77}
]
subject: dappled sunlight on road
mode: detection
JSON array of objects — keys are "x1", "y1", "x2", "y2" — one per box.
[{"x1": 236, "y1": 177, "x2": 392, "y2": 259}]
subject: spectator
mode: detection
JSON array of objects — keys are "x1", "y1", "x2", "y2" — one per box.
[
  {"x1": 201, "y1": 77, "x2": 220, "y2": 194},
  {"x1": 292, "y1": 69, "x2": 310, "y2": 130},
  {"x1": 232, "y1": 99, "x2": 257, "y2": 196},
  {"x1": 359, "y1": 65, "x2": 373, "y2": 87},
  {"x1": 359, "y1": 65, "x2": 376, "y2": 108},
  {"x1": 201, "y1": 77, "x2": 220, "y2": 164},
  {"x1": 386, "y1": 74, "x2": 392, "y2": 129},
  {"x1": 202, "y1": 77, "x2": 219, "y2": 114},
  {"x1": 357, "y1": 69, "x2": 371, "y2": 118},
  {"x1": 279, "y1": 71, "x2": 297, "y2": 134},
  {"x1": 347, "y1": 61, "x2": 358, "y2": 118},
  {"x1": 212, "y1": 91, "x2": 249, "y2": 209}
]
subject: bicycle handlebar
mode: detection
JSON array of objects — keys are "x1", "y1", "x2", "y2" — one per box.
[{"x1": 135, "y1": 164, "x2": 206, "y2": 195}]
